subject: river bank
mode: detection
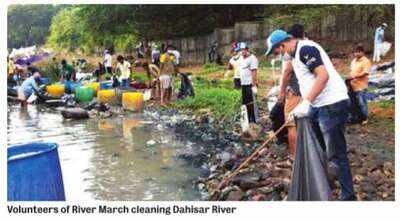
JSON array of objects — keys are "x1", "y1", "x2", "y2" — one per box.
[{"x1": 145, "y1": 98, "x2": 395, "y2": 201}]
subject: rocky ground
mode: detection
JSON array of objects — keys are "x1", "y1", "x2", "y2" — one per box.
[{"x1": 142, "y1": 101, "x2": 395, "y2": 201}]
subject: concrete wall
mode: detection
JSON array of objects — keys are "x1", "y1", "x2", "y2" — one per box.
[{"x1": 167, "y1": 12, "x2": 394, "y2": 65}]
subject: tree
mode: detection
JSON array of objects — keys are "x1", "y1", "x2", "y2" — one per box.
[{"x1": 7, "y1": 4, "x2": 64, "y2": 49}]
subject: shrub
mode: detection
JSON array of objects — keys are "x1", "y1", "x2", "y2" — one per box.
[
  {"x1": 131, "y1": 71, "x2": 148, "y2": 82},
  {"x1": 174, "y1": 87, "x2": 241, "y2": 119}
]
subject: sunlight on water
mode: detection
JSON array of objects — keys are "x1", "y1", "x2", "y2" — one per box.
[{"x1": 7, "y1": 104, "x2": 200, "y2": 201}]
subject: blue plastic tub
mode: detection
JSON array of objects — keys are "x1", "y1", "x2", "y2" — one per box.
[
  {"x1": 100, "y1": 81, "x2": 113, "y2": 90},
  {"x1": 8, "y1": 143, "x2": 66, "y2": 201},
  {"x1": 39, "y1": 77, "x2": 51, "y2": 85},
  {"x1": 64, "y1": 81, "x2": 82, "y2": 93}
]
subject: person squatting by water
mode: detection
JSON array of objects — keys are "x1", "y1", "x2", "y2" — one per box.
[
  {"x1": 18, "y1": 72, "x2": 41, "y2": 108},
  {"x1": 265, "y1": 29, "x2": 356, "y2": 200}
]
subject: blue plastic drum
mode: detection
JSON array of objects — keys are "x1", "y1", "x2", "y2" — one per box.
[
  {"x1": 8, "y1": 143, "x2": 66, "y2": 201},
  {"x1": 39, "y1": 77, "x2": 51, "y2": 85},
  {"x1": 100, "y1": 81, "x2": 113, "y2": 90}
]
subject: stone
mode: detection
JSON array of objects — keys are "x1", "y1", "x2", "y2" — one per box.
[
  {"x1": 197, "y1": 183, "x2": 206, "y2": 190},
  {"x1": 251, "y1": 194, "x2": 266, "y2": 201},
  {"x1": 232, "y1": 171, "x2": 262, "y2": 190},
  {"x1": 241, "y1": 123, "x2": 262, "y2": 141},
  {"x1": 146, "y1": 140, "x2": 157, "y2": 146},
  {"x1": 226, "y1": 189, "x2": 244, "y2": 201}
]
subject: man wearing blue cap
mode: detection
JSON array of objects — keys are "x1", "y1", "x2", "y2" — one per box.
[{"x1": 265, "y1": 29, "x2": 356, "y2": 200}]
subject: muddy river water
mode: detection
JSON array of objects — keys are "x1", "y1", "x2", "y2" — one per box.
[{"x1": 7, "y1": 104, "x2": 201, "y2": 201}]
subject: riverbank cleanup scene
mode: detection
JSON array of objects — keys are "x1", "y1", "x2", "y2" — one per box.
[{"x1": 6, "y1": 4, "x2": 395, "y2": 202}]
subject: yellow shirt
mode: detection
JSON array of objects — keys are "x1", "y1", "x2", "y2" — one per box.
[
  {"x1": 229, "y1": 55, "x2": 241, "y2": 79},
  {"x1": 160, "y1": 53, "x2": 175, "y2": 63},
  {"x1": 8, "y1": 60, "x2": 16, "y2": 74},
  {"x1": 350, "y1": 56, "x2": 371, "y2": 91}
]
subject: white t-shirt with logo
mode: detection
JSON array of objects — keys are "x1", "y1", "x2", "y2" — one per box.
[
  {"x1": 292, "y1": 39, "x2": 348, "y2": 107},
  {"x1": 229, "y1": 55, "x2": 241, "y2": 79},
  {"x1": 239, "y1": 54, "x2": 258, "y2": 85},
  {"x1": 117, "y1": 60, "x2": 131, "y2": 79},
  {"x1": 104, "y1": 53, "x2": 112, "y2": 68}
]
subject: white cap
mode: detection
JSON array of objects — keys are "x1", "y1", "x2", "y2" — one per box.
[{"x1": 382, "y1": 23, "x2": 388, "y2": 27}]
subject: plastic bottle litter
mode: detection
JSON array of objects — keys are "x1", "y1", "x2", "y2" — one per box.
[{"x1": 146, "y1": 140, "x2": 157, "y2": 146}]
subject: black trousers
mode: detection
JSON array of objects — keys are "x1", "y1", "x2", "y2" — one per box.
[
  {"x1": 105, "y1": 67, "x2": 112, "y2": 74},
  {"x1": 242, "y1": 85, "x2": 256, "y2": 123},
  {"x1": 234, "y1": 78, "x2": 241, "y2": 89}
]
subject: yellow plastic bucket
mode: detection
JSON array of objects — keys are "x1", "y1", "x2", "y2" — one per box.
[
  {"x1": 122, "y1": 92, "x2": 144, "y2": 112},
  {"x1": 97, "y1": 89, "x2": 116, "y2": 104},
  {"x1": 46, "y1": 84, "x2": 65, "y2": 97},
  {"x1": 87, "y1": 82, "x2": 100, "y2": 95}
]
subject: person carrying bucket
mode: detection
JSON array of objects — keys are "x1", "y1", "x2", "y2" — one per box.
[{"x1": 265, "y1": 29, "x2": 356, "y2": 200}]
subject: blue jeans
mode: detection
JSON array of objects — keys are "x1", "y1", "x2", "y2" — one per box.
[
  {"x1": 121, "y1": 79, "x2": 130, "y2": 89},
  {"x1": 354, "y1": 90, "x2": 368, "y2": 120},
  {"x1": 309, "y1": 99, "x2": 356, "y2": 200}
]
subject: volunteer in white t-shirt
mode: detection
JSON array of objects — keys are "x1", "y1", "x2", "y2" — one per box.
[
  {"x1": 238, "y1": 42, "x2": 259, "y2": 123},
  {"x1": 373, "y1": 23, "x2": 387, "y2": 62},
  {"x1": 265, "y1": 29, "x2": 355, "y2": 200},
  {"x1": 104, "y1": 50, "x2": 113, "y2": 74},
  {"x1": 116, "y1": 55, "x2": 132, "y2": 89}
]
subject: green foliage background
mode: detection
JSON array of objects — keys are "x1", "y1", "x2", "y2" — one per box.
[{"x1": 8, "y1": 4, "x2": 394, "y2": 54}]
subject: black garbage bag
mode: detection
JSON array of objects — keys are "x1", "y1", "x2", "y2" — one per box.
[
  {"x1": 288, "y1": 117, "x2": 331, "y2": 201},
  {"x1": 7, "y1": 87, "x2": 17, "y2": 97},
  {"x1": 269, "y1": 102, "x2": 287, "y2": 144},
  {"x1": 178, "y1": 73, "x2": 195, "y2": 99},
  {"x1": 61, "y1": 107, "x2": 89, "y2": 119}
]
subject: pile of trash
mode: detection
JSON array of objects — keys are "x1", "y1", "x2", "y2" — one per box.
[
  {"x1": 367, "y1": 72, "x2": 395, "y2": 101},
  {"x1": 366, "y1": 61, "x2": 395, "y2": 101},
  {"x1": 9, "y1": 45, "x2": 50, "y2": 66},
  {"x1": 145, "y1": 105, "x2": 394, "y2": 201},
  {"x1": 202, "y1": 142, "x2": 292, "y2": 201}
]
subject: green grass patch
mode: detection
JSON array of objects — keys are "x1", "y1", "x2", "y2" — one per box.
[
  {"x1": 374, "y1": 100, "x2": 395, "y2": 109},
  {"x1": 173, "y1": 87, "x2": 241, "y2": 119},
  {"x1": 197, "y1": 63, "x2": 225, "y2": 76},
  {"x1": 192, "y1": 76, "x2": 234, "y2": 90},
  {"x1": 130, "y1": 71, "x2": 148, "y2": 82}
]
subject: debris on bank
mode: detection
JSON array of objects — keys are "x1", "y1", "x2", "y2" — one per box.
[{"x1": 143, "y1": 106, "x2": 394, "y2": 201}]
